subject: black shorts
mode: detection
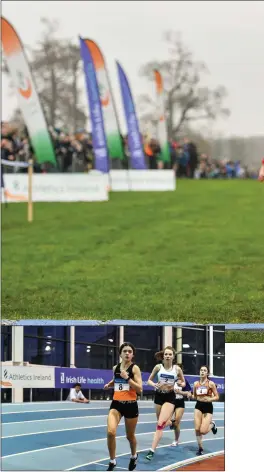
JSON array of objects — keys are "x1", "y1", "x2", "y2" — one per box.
[
  {"x1": 110, "y1": 400, "x2": 139, "y2": 419},
  {"x1": 174, "y1": 398, "x2": 185, "y2": 410},
  {"x1": 195, "y1": 401, "x2": 213, "y2": 415},
  {"x1": 154, "y1": 391, "x2": 175, "y2": 406}
]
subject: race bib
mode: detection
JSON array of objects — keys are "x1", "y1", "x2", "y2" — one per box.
[
  {"x1": 159, "y1": 373, "x2": 175, "y2": 385},
  {"x1": 196, "y1": 386, "x2": 208, "y2": 395},
  {"x1": 114, "y1": 379, "x2": 130, "y2": 392},
  {"x1": 175, "y1": 385, "x2": 183, "y2": 399}
]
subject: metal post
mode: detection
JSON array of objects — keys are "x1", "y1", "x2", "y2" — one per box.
[
  {"x1": 60, "y1": 388, "x2": 63, "y2": 401},
  {"x1": 209, "y1": 325, "x2": 214, "y2": 375},
  {"x1": 205, "y1": 326, "x2": 210, "y2": 367},
  {"x1": 119, "y1": 326, "x2": 124, "y2": 362},
  {"x1": 30, "y1": 388, "x2": 33, "y2": 402},
  {"x1": 27, "y1": 159, "x2": 33, "y2": 223},
  {"x1": 12, "y1": 327, "x2": 24, "y2": 403},
  {"x1": 70, "y1": 326, "x2": 75, "y2": 367},
  {"x1": 162, "y1": 326, "x2": 172, "y2": 348},
  {"x1": 89, "y1": 389, "x2": 91, "y2": 401},
  {"x1": 119, "y1": 326, "x2": 124, "y2": 346},
  {"x1": 176, "y1": 328, "x2": 182, "y2": 364}
]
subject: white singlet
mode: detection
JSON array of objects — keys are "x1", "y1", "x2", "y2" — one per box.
[{"x1": 157, "y1": 364, "x2": 178, "y2": 386}]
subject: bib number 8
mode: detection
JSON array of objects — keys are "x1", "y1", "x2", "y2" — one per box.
[{"x1": 119, "y1": 384, "x2": 123, "y2": 391}]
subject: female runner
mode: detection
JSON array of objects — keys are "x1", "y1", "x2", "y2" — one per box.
[
  {"x1": 145, "y1": 346, "x2": 185, "y2": 461},
  {"x1": 104, "y1": 342, "x2": 142, "y2": 471},
  {"x1": 192, "y1": 365, "x2": 219, "y2": 455},
  {"x1": 170, "y1": 376, "x2": 192, "y2": 446}
]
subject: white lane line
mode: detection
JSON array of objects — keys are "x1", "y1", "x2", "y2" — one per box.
[
  {"x1": 2, "y1": 407, "x2": 126, "y2": 415},
  {"x1": 2, "y1": 421, "x2": 152, "y2": 438},
  {"x1": 67, "y1": 436, "x2": 225, "y2": 470},
  {"x1": 1, "y1": 412, "x2": 184, "y2": 426},
  {"x1": 2, "y1": 406, "x2": 156, "y2": 415},
  {"x1": 2, "y1": 405, "x2": 224, "y2": 415},
  {"x1": 1, "y1": 427, "x2": 224, "y2": 459},
  {"x1": 2, "y1": 414, "x2": 110, "y2": 426},
  {"x1": 2, "y1": 411, "x2": 224, "y2": 426},
  {"x1": 159, "y1": 449, "x2": 224, "y2": 471},
  {"x1": 2, "y1": 417, "x2": 224, "y2": 439}
]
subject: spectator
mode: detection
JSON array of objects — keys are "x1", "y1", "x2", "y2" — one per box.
[
  {"x1": 177, "y1": 145, "x2": 188, "y2": 177},
  {"x1": 169, "y1": 138, "x2": 178, "y2": 174},
  {"x1": 66, "y1": 383, "x2": 90, "y2": 403},
  {"x1": 184, "y1": 137, "x2": 198, "y2": 179},
  {"x1": 1, "y1": 120, "x2": 260, "y2": 179}
]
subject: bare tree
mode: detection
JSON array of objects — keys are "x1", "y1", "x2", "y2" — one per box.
[{"x1": 138, "y1": 31, "x2": 230, "y2": 138}]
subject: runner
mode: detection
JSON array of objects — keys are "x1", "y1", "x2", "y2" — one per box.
[
  {"x1": 170, "y1": 375, "x2": 192, "y2": 446},
  {"x1": 145, "y1": 346, "x2": 185, "y2": 461},
  {"x1": 191, "y1": 365, "x2": 219, "y2": 456},
  {"x1": 104, "y1": 342, "x2": 142, "y2": 471}
]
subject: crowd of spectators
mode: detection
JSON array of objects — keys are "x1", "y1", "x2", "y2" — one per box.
[{"x1": 0, "y1": 121, "x2": 260, "y2": 179}]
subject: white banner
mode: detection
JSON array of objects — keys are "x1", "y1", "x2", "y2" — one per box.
[
  {"x1": 1, "y1": 18, "x2": 56, "y2": 165},
  {"x1": 109, "y1": 170, "x2": 176, "y2": 191},
  {"x1": 1, "y1": 365, "x2": 55, "y2": 388},
  {"x1": 1, "y1": 173, "x2": 109, "y2": 202}
]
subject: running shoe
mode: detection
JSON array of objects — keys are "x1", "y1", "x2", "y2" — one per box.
[
  {"x1": 211, "y1": 421, "x2": 218, "y2": 435},
  {"x1": 171, "y1": 440, "x2": 179, "y2": 446},
  {"x1": 169, "y1": 419, "x2": 176, "y2": 430},
  {"x1": 196, "y1": 447, "x2": 204, "y2": 456},
  {"x1": 145, "y1": 450, "x2": 154, "y2": 461},
  {"x1": 107, "y1": 462, "x2": 116, "y2": 471},
  {"x1": 128, "y1": 454, "x2": 138, "y2": 471}
]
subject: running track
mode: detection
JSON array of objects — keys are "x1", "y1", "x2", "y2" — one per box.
[{"x1": 1, "y1": 401, "x2": 224, "y2": 471}]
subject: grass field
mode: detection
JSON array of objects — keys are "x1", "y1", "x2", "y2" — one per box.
[
  {"x1": 2, "y1": 180, "x2": 264, "y2": 331},
  {"x1": 226, "y1": 330, "x2": 264, "y2": 342}
]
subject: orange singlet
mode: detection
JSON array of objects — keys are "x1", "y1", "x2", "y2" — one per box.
[
  {"x1": 196, "y1": 379, "x2": 213, "y2": 400},
  {"x1": 113, "y1": 362, "x2": 137, "y2": 401}
]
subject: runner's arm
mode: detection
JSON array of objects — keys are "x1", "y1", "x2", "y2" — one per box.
[
  {"x1": 104, "y1": 366, "x2": 116, "y2": 389},
  {"x1": 207, "y1": 381, "x2": 219, "y2": 402},
  {"x1": 189, "y1": 381, "x2": 197, "y2": 400},
  {"x1": 127, "y1": 365, "x2": 142, "y2": 394},
  {"x1": 147, "y1": 365, "x2": 160, "y2": 388},
  {"x1": 177, "y1": 367, "x2": 186, "y2": 388}
]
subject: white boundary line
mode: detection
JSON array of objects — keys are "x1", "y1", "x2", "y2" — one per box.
[
  {"x1": 1, "y1": 410, "x2": 224, "y2": 426},
  {"x1": 2, "y1": 405, "x2": 158, "y2": 415},
  {"x1": 67, "y1": 436, "x2": 224, "y2": 470},
  {"x1": 2, "y1": 417, "x2": 224, "y2": 438},
  {"x1": 1, "y1": 428, "x2": 224, "y2": 459},
  {"x1": 3, "y1": 411, "x2": 224, "y2": 426},
  {"x1": 159, "y1": 449, "x2": 224, "y2": 471},
  {"x1": 2, "y1": 404, "x2": 224, "y2": 415}
]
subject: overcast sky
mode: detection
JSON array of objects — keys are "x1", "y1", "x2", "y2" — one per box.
[{"x1": 2, "y1": 0, "x2": 264, "y2": 137}]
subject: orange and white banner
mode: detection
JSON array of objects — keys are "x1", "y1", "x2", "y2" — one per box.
[
  {"x1": 154, "y1": 70, "x2": 170, "y2": 163},
  {"x1": 1, "y1": 17, "x2": 56, "y2": 165}
]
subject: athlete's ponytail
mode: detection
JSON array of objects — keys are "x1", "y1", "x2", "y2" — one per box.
[{"x1": 154, "y1": 350, "x2": 164, "y2": 362}]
